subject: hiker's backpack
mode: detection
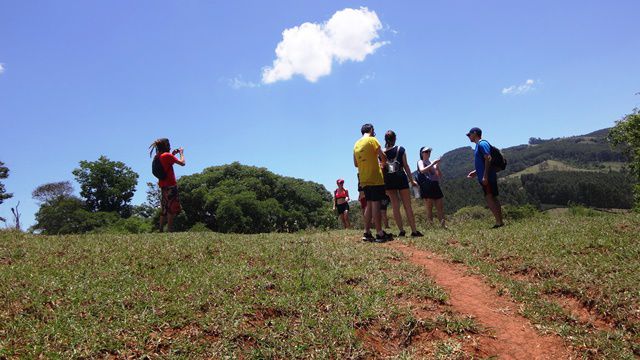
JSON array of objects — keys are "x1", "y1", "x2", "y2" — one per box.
[
  {"x1": 152, "y1": 154, "x2": 167, "y2": 180},
  {"x1": 385, "y1": 146, "x2": 402, "y2": 174},
  {"x1": 489, "y1": 144, "x2": 507, "y2": 172}
]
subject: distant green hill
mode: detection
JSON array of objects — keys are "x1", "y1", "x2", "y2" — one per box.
[
  {"x1": 437, "y1": 128, "x2": 634, "y2": 211},
  {"x1": 440, "y1": 128, "x2": 628, "y2": 180}
]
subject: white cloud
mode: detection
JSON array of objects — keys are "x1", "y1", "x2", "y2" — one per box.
[
  {"x1": 0, "y1": 64, "x2": 4, "y2": 75},
  {"x1": 228, "y1": 76, "x2": 261, "y2": 89},
  {"x1": 262, "y1": 7, "x2": 387, "y2": 84},
  {"x1": 502, "y1": 79, "x2": 536, "y2": 95}
]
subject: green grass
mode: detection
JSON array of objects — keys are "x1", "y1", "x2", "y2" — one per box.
[
  {"x1": 403, "y1": 211, "x2": 640, "y2": 359},
  {"x1": 2, "y1": 211, "x2": 638, "y2": 358},
  {"x1": 0, "y1": 230, "x2": 463, "y2": 358}
]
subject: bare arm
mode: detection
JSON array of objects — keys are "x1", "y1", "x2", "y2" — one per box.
[
  {"x1": 418, "y1": 159, "x2": 440, "y2": 174},
  {"x1": 173, "y1": 148, "x2": 186, "y2": 166},
  {"x1": 377, "y1": 146, "x2": 387, "y2": 168},
  {"x1": 402, "y1": 152, "x2": 417, "y2": 185},
  {"x1": 353, "y1": 153, "x2": 358, "y2": 167},
  {"x1": 482, "y1": 155, "x2": 492, "y2": 184}
]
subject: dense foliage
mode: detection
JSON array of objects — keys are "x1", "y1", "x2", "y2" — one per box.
[
  {"x1": 609, "y1": 109, "x2": 640, "y2": 210},
  {"x1": 0, "y1": 160, "x2": 12, "y2": 207},
  {"x1": 438, "y1": 171, "x2": 634, "y2": 213},
  {"x1": 32, "y1": 181, "x2": 74, "y2": 204},
  {"x1": 72, "y1": 156, "x2": 139, "y2": 217},
  {"x1": 32, "y1": 196, "x2": 121, "y2": 235},
  {"x1": 177, "y1": 162, "x2": 337, "y2": 233}
]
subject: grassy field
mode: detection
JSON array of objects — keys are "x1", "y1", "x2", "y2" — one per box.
[
  {"x1": 1, "y1": 210, "x2": 639, "y2": 359},
  {"x1": 404, "y1": 209, "x2": 640, "y2": 359},
  {"x1": 0, "y1": 229, "x2": 481, "y2": 359}
]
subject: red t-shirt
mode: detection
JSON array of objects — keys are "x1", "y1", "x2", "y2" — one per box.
[{"x1": 158, "y1": 152, "x2": 179, "y2": 188}]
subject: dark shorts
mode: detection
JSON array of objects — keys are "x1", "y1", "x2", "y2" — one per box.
[
  {"x1": 363, "y1": 185, "x2": 386, "y2": 202},
  {"x1": 420, "y1": 180, "x2": 444, "y2": 200},
  {"x1": 336, "y1": 202, "x2": 349, "y2": 215},
  {"x1": 384, "y1": 172, "x2": 409, "y2": 190},
  {"x1": 481, "y1": 180, "x2": 499, "y2": 197},
  {"x1": 380, "y1": 195, "x2": 390, "y2": 210},
  {"x1": 161, "y1": 186, "x2": 182, "y2": 216}
]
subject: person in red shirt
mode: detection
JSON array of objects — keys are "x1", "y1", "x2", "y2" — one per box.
[{"x1": 149, "y1": 138, "x2": 185, "y2": 232}]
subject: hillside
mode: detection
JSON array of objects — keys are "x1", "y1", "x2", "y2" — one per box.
[
  {"x1": 440, "y1": 127, "x2": 628, "y2": 180},
  {"x1": 437, "y1": 128, "x2": 634, "y2": 211}
]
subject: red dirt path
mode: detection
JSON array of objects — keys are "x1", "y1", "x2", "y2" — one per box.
[{"x1": 387, "y1": 242, "x2": 573, "y2": 360}]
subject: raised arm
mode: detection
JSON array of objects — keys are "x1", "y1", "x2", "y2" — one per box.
[{"x1": 173, "y1": 148, "x2": 186, "y2": 166}]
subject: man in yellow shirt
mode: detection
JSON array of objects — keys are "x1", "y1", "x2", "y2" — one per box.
[{"x1": 354, "y1": 123, "x2": 392, "y2": 242}]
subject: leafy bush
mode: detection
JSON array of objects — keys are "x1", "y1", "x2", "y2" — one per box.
[
  {"x1": 188, "y1": 222, "x2": 212, "y2": 232},
  {"x1": 503, "y1": 204, "x2": 539, "y2": 220},
  {"x1": 568, "y1": 203, "x2": 602, "y2": 217},
  {"x1": 178, "y1": 162, "x2": 337, "y2": 233},
  {"x1": 452, "y1": 206, "x2": 491, "y2": 221}
]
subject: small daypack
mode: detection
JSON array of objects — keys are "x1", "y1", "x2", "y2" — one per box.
[
  {"x1": 386, "y1": 146, "x2": 402, "y2": 173},
  {"x1": 152, "y1": 154, "x2": 167, "y2": 180}
]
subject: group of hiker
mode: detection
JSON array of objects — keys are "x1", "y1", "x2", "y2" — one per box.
[
  {"x1": 338, "y1": 124, "x2": 504, "y2": 242},
  {"x1": 148, "y1": 124, "x2": 505, "y2": 235}
]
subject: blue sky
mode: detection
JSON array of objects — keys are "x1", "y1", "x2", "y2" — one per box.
[{"x1": 1, "y1": 0, "x2": 639, "y2": 228}]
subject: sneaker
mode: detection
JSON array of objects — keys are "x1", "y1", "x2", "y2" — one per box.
[
  {"x1": 398, "y1": 230, "x2": 406, "y2": 237},
  {"x1": 362, "y1": 232, "x2": 375, "y2": 242},
  {"x1": 379, "y1": 231, "x2": 395, "y2": 242},
  {"x1": 410, "y1": 231, "x2": 424, "y2": 237},
  {"x1": 491, "y1": 223, "x2": 505, "y2": 229}
]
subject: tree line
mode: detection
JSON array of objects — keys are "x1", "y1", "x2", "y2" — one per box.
[{"x1": 26, "y1": 158, "x2": 337, "y2": 235}]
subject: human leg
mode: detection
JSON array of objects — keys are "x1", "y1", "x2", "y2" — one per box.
[
  {"x1": 399, "y1": 189, "x2": 417, "y2": 232},
  {"x1": 386, "y1": 190, "x2": 404, "y2": 232}
]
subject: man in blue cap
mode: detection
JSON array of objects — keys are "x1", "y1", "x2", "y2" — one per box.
[{"x1": 466, "y1": 127, "x2": 504, "y2": 228}]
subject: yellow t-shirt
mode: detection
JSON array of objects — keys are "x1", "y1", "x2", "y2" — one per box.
[{"x1": 354, "y1": 136, "x2": 384, "y2": 186}]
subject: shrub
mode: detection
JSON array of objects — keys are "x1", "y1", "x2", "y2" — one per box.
[
  {"x1": 503, "y1": 204, "x2": 539, "y2": 220},
  {"x1": 452, "y1": 206, "x2": 491, "y2": 221},
  {"x1": 189, "y1": 222, "x2": 212, "y2": 232}
]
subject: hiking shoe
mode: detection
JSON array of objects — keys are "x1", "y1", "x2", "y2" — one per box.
[
  {"x1": 362, "y1": 232, "x2": 375, "y2": 242},
  {"x1": 398, "y1": 230, "x2": 406, "y2": 237},
  {"x1": 491, "y1": 223, "x2": 505, "y2": 229},
  {"x1": 375, "y1": 231, "x2": 393, "y2": 243},
  {"x1": 410, "y1": 231, "x2": 424, "y2": 237}
]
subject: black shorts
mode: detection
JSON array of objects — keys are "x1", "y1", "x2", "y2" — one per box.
[
  {"x1": 380, "y1": 195, "x2": 390, "y2": 210},
  {"x1": 363, "y1": 185, "x2": 386, "y2": 202},
  {"x1": 336, "y1": 202, "x2": 349, "y2": 215},
  {"x1": 420, "y1": 180, "x2": 444, "y2": 200},
  {"x1": 384, "y1": 171, "x2": 409, "y2": 190},
  {"x1": 481, "y1": 180, "x2": 499, "y2": 197}
]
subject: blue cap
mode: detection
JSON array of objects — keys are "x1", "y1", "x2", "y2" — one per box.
[{"x1": 466, "y1": 127, "x2": 482, "y2": 136}]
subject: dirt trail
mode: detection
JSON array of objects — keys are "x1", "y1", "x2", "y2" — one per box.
[{"x1": 387, "y1": 242, "x2": 572, "y2": 360}]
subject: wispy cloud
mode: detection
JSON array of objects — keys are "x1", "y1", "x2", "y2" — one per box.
[
  {"x1": 502, "y1": 79, "x2": 536, "y2": 95},
  {"x1": 0, "y1": 63, "x2": 4, "y2": 75},
  {"x1": 228, "y1": 76, "x2": 261, "y2": 89},
  {"x1": 262, "y1": 7, "x2": 387, "y2": 84},
  {"x1": 359, "y1": 72, "x2": 376, "y2": 84}
]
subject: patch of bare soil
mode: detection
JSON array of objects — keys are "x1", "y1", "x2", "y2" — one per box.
[
  {"x1": 385, "y1": 242, "x2": 573, "y2": 360},
  {"x1": 548, "y1": 294, "x2": 614, "y2": 332}
]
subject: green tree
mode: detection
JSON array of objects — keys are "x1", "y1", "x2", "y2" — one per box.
[
  {"x1": 72, "y1": 156, "x2": 139, "y2": 217},
  {"x1": 31, "y1": 196, "x2": 120, "y2": 235},
  {"x1": 32, "y1": 181, "x2": 74, "y2": 204},
  {"x1": 0, "y1": 161, "x2": 13, "y2": 209},
  {"x1": 609, "y1": 109, "x2": 640, "y2": 210}
]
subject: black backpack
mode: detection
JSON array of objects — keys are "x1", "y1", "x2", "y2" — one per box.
[
  {"x1": 488, "y1": 143, "x2": 507, "y2": 171},
  {"x1": 152, "y1": 155, "x2": 167, "y2": 180}
]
